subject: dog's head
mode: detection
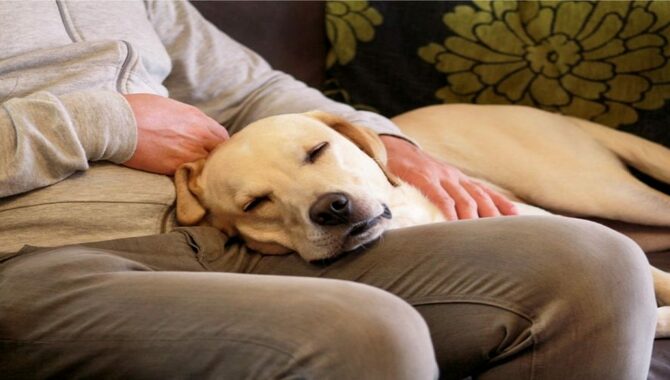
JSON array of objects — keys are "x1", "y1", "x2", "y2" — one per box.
[{"x1": 174, "y1": 111, "x2": 400, "y2": 261}]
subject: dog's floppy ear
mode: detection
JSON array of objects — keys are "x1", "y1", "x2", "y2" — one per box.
[
  {"x1": 306, "y1": 111, "x2": 401, "y2": 186},
  {"x1": 174, "y1": 159, "x2": 207, "y2": 225}
]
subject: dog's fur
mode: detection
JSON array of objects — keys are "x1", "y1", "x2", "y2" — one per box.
[
  {"x1": 393, "y1": 104, "x2": 670, "y2": 253},
  {"x1": 174, "y1": 106, "x2": 670, "y2": 336},
  {"x1": 175, "y1": 111, "x2": 441, "y2": 260}
]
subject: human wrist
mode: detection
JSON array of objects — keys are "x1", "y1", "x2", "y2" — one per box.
[
  {"x1": 61, "y1": 91, "x2": 137, "y2": 163},
  {"x1": 380, "y1": 134, "x2": 420, "y2": 154}
]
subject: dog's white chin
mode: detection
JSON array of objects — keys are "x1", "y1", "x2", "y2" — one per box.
[
  {"x1": 299, "y1": 220, "x2": 389, "y2": 262},
  {"x1": 341, "y1": 222, "x2": 387, "y2": 252}
]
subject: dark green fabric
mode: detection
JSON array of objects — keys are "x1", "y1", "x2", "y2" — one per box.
[{"x1": 323, "y1": 0, "x2": 670, "y2": 147}]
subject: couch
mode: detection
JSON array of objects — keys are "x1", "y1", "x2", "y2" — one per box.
[{"x1": 191, "y1": 1, "x2": 670, "y2": 378}]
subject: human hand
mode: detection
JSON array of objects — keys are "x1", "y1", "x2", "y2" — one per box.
[
  {"x1": 122, "y1": 93, "x2": 229, "y2": 175},
  {"x1": 380, "y1": 135, "x2": 518, "y2": 220}
]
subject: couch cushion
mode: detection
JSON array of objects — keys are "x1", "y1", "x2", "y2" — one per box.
[
  {"x1": 325, "y1": 1, "x2": 670, "y2": 148},
  {"x1": 651, "y1": 339, "x2": 670, "y2": 380}
]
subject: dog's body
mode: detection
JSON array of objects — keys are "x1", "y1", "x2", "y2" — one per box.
[
  {"x1": 175, "y1": 106, "x2": 670, "y2": 337},
  {"x1": 393, "y1": 104, "x2": 670, "y2": 252}
]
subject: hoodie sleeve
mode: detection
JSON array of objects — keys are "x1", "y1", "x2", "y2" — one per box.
[
  {"x1": 144, "y1": 0, "x2": 408, "y2": 139},
  {"x1": 0, "y1": 90, "x2": 137, "y2": 197}
]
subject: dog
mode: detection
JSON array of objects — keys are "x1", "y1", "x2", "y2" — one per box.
[
  {"x1": 393, "y1": 104, "x2": 670, "y2": 254},
  {"x1": 174, "y1": 107, "x2": 670, "y2": 336}
]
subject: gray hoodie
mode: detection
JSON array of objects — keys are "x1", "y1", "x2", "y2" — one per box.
[{"x1": 0, "y1": 0, "x2": 403, "y2": 252}]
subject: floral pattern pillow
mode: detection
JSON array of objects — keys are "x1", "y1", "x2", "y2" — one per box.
[{"x1": 324, "y1": 0, "x2": 670, "y2": 147}]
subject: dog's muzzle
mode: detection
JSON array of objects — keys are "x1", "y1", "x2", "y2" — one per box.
[
  {"x1": 309, "y1": 192, "x2": 353, "y2": 226},
  {"x1": 349, "y1": 205, "x2": 392, "y2": 236},
  {"x1": 309, "y1": 193, "x2": 393, "y2": 227}
]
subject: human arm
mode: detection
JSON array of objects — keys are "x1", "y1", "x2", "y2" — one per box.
[
  {"x1": 0, "y1": 91, "x2": 136, "y2": 197},
  {"x1": 381, "y1": 135, "x2": 519, "y2": 220},
  {"x1": 144, "y1": 0, "x2": 400, "y2": 138},
  {"x1": 0, "y1": 91, "x2": 228, "y2": 198},
  {"x1": 144, "y1": 1, "x2": 516, "y2": 219}
]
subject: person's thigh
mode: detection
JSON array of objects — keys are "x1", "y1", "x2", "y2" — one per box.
[
  {"x1": 8, "y1": 215, "x2": 655, "y2": 379},
  {"x1": 0, "y1": 245, "x2": 437, "y2": 379},
  {"x1": 204, "y1": 215, "x2": 656, "y2": 380}
]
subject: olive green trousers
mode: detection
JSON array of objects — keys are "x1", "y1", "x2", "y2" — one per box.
[{"x1": 0, "y1": 216, "x2": 656, "y2": 379}]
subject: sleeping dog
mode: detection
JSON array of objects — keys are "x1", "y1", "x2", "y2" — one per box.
[
  {"x1": 394, "y1": 105, "x2": 670, "y2": 254},
  {"x1": 174, "y1": 107, "x2": 670, "y2": 336}
]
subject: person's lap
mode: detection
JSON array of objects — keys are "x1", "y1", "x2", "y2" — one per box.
[
  {"x1": 0, "y1": 215, "x2": 657, "y2": 379},
  {"x1": 213, "y1": 216, "x2": 656, "y2": 379},
  {"x1": 0, "y1": 237, "x2": 437, "y2": 379}
]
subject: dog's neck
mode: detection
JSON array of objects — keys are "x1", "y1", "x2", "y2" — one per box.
[{"x1": 387, "y1": 182, "x2": 446, "y2": 229}]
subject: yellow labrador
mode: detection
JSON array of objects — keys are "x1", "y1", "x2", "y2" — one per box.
[
  {"x1": 394, "y1": 104, "x2": 670, "y2": 253},
  {"x1": 175, "y1": 111, "x2": 448, "y2": 261},
  {"x1": 174, "y1": 108, "x2": 670, "y2": 336}
]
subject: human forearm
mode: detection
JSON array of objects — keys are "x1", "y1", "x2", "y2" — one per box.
[
  {"x1": 0, "y1": 90, "x2": 136, "y2": 197},
  {"x1": 207, "y1": 68, "x2": 405, "y2": 137},
  {"x1": 147, "y1": 0, "x2": 406, "y2": 139}
]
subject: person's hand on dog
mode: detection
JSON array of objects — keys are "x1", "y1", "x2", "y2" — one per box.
[
  {"x1": 122, "y1": 93, "x2": 229, "y2": 175},
  {"x1": 381, "y1": 135, "x2": 518, "y2": 220}
]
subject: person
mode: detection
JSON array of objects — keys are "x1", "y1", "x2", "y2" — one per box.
[{"x1": 0, "y1": 1, "x2": 657, "y2": 379}]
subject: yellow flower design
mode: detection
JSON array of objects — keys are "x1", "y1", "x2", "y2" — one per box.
[
  {"x1": 419, "y1": 1, "x2": 670, "y2": 127},
  {"x1": 326, "y1": 1, "x2": 383, "y2": 69}
]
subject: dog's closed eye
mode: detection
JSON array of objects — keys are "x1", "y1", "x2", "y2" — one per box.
[
  {"x1": 306, "y1": 142, "x2": 329, "y2": 164},
  {"x1": 243, "y1": 195, "x2": 271, "y2": 212}
]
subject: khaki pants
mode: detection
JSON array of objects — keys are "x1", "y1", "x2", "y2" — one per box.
[{"x1": 0, "y1": 216, "x2": 656, "y2": 379}]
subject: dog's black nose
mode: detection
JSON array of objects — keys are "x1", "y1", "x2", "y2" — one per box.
[{"x1": 309, "y1": 192, "x2": 351, "y2": 226}]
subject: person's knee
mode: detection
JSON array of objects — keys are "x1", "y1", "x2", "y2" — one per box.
[
  {"x1": 295, "y1": 282, "x2": 438, "y2": 380},
  {"x1": 537, "y1": 217, "x2": 653, "y2": 302},
  {"x1": 528, "y1": 217, "x2": 656, "y2": 339}
]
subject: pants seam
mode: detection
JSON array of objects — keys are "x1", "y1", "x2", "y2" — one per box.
[
  {"x1": 174, "y1": 228, "x2": 211, "y2": 271},
  {"x1": 409, "y1": 295, "x2": 538, "y2": 379},
  {"x1": 408, "y1": 294, "x2": 536, "y2": 322}
]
